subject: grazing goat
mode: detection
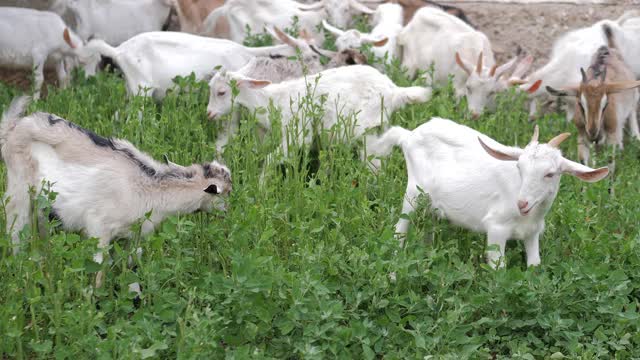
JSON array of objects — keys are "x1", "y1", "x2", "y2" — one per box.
[
  {"x1": 372, "y1": 118, "x2": 609, "y2": 267},
  {"x1": 0, "y1": 7, "x2": 100, "y2": 99},
  {"x1": 398, "y1": 6, "x2": 538, "y2": 117},
  {"x1": 0, "y1": 96, "x2": 232, "y2": 288},
  {"x1": 207, "y1": 65, "x2": 431, "y2": 164},
  {"x1": 209, "y1": 27, "x2": 367, "y2": 150},
  {"x1": 201, "y1": 0, "x2": 383, "y2": 45},
  {"x1": 171, "y1": 0, "x2": 229, "y2": 37},
  {"x1": 321, "y1": 3, "x2": 403, "y2": 66},
  {"x1": 514, "y1": 11, "x2": 640, "y2": 120},
  {"x1": 546, "y1": 25, "x2": 640, "y2": 165},
  {"x1": 51, "y1": 0, "x2": 173, "y2": 46},
  {"x1": 84, "y1": 31, "x2": 296, "y2": 101}
]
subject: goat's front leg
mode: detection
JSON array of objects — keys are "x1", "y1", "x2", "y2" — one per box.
[
  {"x1": 32, "y1": 54, "x2": 46, "y2": 100},
  {"x1": 486, "y1": 226, "x2": 510, "y2": 269},
  {"x1": 91, "y1": 234, "x2": 113, "y2": 288},
  {"x1": 395, "y1": 183, "x2": 420, "y2": 249},
  {"x1": 523, "y1": 230, "x2": 542, "y2": 267}
]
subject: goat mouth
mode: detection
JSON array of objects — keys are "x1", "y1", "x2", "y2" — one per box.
[{"x1": 519, "y1": 203, "x2": 537, "y2": 216}]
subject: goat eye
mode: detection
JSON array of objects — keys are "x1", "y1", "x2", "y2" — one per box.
[
  {"x1": 217, "y1": 91, "x2": 226, "y2": 96},
  {"x1": 545, "y1": 173, "x2": 554, "y2": 178}
]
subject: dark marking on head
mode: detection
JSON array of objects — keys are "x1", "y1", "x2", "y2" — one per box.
[
  {"x1": 202, "y1": 163, "x2": 231, "y2": 182},
  {"x1": 590, "y1": 46, "x2": 610, "y2": 80},
  {"x1": 204, "y1": 184, "x2": 218, "y2": 194}
]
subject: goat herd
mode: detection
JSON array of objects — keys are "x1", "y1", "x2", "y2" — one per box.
[{"x1": 0, "y1": 0, "x2": 639, "y2": 290}]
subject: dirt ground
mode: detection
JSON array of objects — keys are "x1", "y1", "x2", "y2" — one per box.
[
  {"x1": 441, "y1": 1, "x2": 639, "y2": 67},
  {"x1": 1, "y1": 1, "x2": 638, "y2": 91}
]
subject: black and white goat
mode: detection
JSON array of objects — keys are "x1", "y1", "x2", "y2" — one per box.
[{"x1": 0, "y1": 97, "x2": 232, "y2": 287}]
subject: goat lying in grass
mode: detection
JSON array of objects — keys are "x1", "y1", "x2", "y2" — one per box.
[
  {"x1": 373, "y1": 118, "x2": 609, "y2": 268},
  {"x1": 0, "y1": 96, "x2": 232, "y2": 288},
  {"x1": 546, "y1": 24, "x2": 640, "y2": 166}
]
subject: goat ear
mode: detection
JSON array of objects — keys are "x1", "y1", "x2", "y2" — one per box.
[
  {"x1": 475, "y1": 51, "x2": 483, "y2": 74},
  {"x1": 63, "y1": 28, "x2": 76, "y2": 49},
  {"x1": 271, "y1": 27, "x2": 299, "y2": 48},
  {"x1": 204, "y1": 184, "x2": 219, "y2": 194},
  {"x1": 525, "y1": 79, "x2": 542, "y2": 94},
  {"x1": 545, "y1": 85, "x2": 576, "y2": 97},
  {"x1": 478, "y1": 137, "x2": 521, "y2": 161},
  {"x1": 237, "y1": 79, "x2": 271, "y2": 89},
  {"x1": 371, "y1": 37, "x2": 388, "y2": 47},
  {"x1": 562, "y1": 159, "x2": 609, "y2": 183},
  {"x1": 605, "y1": 80, "x2": 640, "y2": 94},
  {"x1": 455, "y1": 52, "x2": 472, "y2": 76}
]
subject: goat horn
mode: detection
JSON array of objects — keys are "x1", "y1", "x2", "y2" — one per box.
[
  {"x1": 548, "y1": 133, "x2": 571, "y2": 148},
  {"x1": 476, "y1": 51, "x2": 483, "y2": 74},
  {"x1": 530, "y1": 125, "x2": 539, "y2": 144},
  {"x1": 580, "y1": 68, "x2": 587, "y2": 83},
  {"x1": 489, "y1": 64, "x2": 498, "y2": 77}
]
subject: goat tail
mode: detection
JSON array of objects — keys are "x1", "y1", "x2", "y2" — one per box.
[
  {"x1": 368, "y1": 126, "x2": 411, "y2": 158},
  {"x1": 602, "y1": 24, "x2": 617, "y2": 50},
  {"x1": 392, "y1": 86, "x2": 432, "y2": 108},
  {"x1": 0, "y1": 96, "x2": 31, "y2": 153},
  {"x1": 86, "y1": 39, "x2": 119, "y2": 62}
]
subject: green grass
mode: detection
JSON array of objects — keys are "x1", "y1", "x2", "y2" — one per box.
[{"x1": 0, "y1": 62, "x2": 639, "y2": 359}]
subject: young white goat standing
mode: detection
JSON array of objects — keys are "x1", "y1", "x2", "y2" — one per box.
[
  {"x1": 0, "y1": 97, "x2": 232, "y2": 287},
  {"x1": 372, "y1": 118, "x2": 609, "y2": 267},
  {"x1": 397, "y1": 6, "x2": 537, "y2": 117},
  {"x1": 84, "y1": 31, "x2": 297, "y2": 101},
  {"x1": 321, "y1": 3, "x2": 404, "y2": 66},
  {"x1": 207, "y1": 65, "x2": 431, "y2": 164},
  {"x1": 0, "y1": 7, "x2": 100, "y2": 99},
  {"x1": 209, "y1": 28, "x2": 368, "y2": 151},
  {"x1": 546, "y1": 24, "x2": 640, "y2": 165}
]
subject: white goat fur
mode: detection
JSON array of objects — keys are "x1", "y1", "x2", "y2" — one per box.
[
  {"x1": 322, "y1": 4, "x2": 403, "y2": 66},
  {"x1": 0, "y1": 97, "x2": 232, "y2": 287},
  {"x1": 518, "y1": 12, "x2": 640, "y2": 119},
  {"x1": 207, "y1": 65, "x2": 432, "y2": 157},
  {"x1": 52, "y1": 0, "x2": 173, "y2": 45},
  {"x1": 84, "y1": 31, "x2": 296, "y2": 100},
  {"x1": 201, "y1": 0, "x2": 381, "y2": 44},
  {"x1": 372, "y1": 118, "x2": 609, "y2": 267},
  {"x1": 0, "y1": 7, "x2": 98, "y2": 99},
  {"x1": 398, "y1": 7, "x2": 510, "y2": 116}
]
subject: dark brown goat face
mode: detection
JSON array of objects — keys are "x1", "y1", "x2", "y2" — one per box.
[{"x1": 577, "y1": 81, "x2": 608, "y2": 141}]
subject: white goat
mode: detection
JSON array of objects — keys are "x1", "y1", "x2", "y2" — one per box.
[
  {"x1": 372, "y1": 118, "x2": 609, "y2": 267},
  {"x1": 51, "y1": 0, "x2": 173, "y2": 45},
  {"x1": 201, "y1": 0, "x2": 383, "y2": 44},
  {"x1": 206, "y1": 65, "x2": 431, "y2": 162},
  {"x1": 321, "y1": 3, "x2": 403, "y2": 66},
  {"x1": 398, "y1": 6, "x2": 534, "y2": 117},
  {"x1": 546, "y1": 25, "x2": 640, "y2": 165},
  {"x1": 209, "y1": 27, "x2": 368, "y2": 150},
  {"x1": 515, "y1": 11, "x2": 640, "y2": 120},
  {"x1": 84, "y1": 31, "x2": 296, "y2": 101},
  {"x1": 0, "y1": 7, "x2": 100, "y2": 99},
  {"x1": 0, "y1": 96, "x2": 232, "y2": 288}
]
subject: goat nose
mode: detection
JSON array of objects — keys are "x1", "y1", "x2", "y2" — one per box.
[
  {"x1": 471, "y1": 112, "x2": 480, "y2": 120},
  {"x1": 517, "y1": 200, "x2": 528, "y2": 210},
  {"x1": 207, "y1": 110, "x2": 213, "y2": 119}
]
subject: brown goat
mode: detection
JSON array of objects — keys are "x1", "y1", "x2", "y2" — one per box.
[
  {"x1": 546, "y1": 24, "x2": 640, "y2": 165},
  {"x1": 172, "y1": 0, "x2": 229, "y2": 37}
]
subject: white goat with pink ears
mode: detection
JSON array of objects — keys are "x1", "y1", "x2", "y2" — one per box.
[{"x1": 372, "y1": 118, "x2": 609, "y2": 268}]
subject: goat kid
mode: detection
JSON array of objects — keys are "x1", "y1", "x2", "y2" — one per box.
[
  {"x1": 0, "y1": 97, "x2": 232, "y2": 287},
  {"x1": 321, "y1": 3, "x2": 403, "y2": 66},
  {"x1": 546, "y1": 24, "x2": 640, "y2": 165},
  {"x1": 207, "y1": 65, "x2": 431, "y2": 167},
  {"x1": 0, "y1": 7, "x2": 100, "y2": 99},
  {"x1": 372, "y1": 118, "x2": 608, "y2": 267},
  {"x1": 84, "y1": 31, "x2": 297, "y2": 101}
]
